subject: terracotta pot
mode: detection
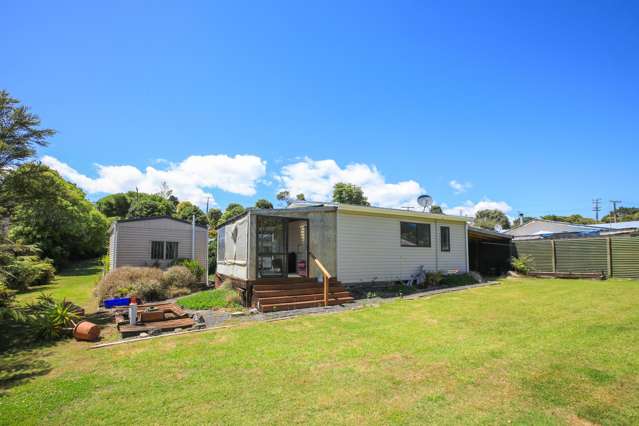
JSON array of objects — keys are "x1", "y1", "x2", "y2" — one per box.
[{"x1": 73, "y1": 321, "x2": 100, "y2": 341}]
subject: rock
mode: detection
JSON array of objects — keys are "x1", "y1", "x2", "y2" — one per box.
[
  {"x1": 139, "y1": 332, "x2": 149, "y2": 338},
  {"x1": 173, "y1": 328, "x2": 183, "y2": 333},
  {"x1": 230, "y1": 311, "x2": 245, "y2": 317},
  {"x1": 249, "y1": 308, "x2": 259, "y2": 315}
]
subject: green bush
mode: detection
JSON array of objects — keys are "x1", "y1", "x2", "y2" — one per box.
[
  {"x1": 161, "y1": 266, "x2": 197, "y2": 290},
  {"x1": 418, "y1": 271, "x2": 477, "y2": 289},
  {"x1": 4, "y1": 255, "x2": 55, "y2": 291},
  {"x1": 440, "y1": 273, "x2": 478, "y2": 287},
  {"x1": 172, "y1": 258, "x2": 204, "y2": 281},
  {"x1": 511, "y1": 255, "x2": 534, "y2": 275},
  {"x1": 23, "y1": 294, "x2": 80, "y2": 340}
]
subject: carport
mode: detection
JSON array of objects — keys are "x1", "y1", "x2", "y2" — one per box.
[{"x1": 468, "y1": 226, "x2": 513, "y2": 276}]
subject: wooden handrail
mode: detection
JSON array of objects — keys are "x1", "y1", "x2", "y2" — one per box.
[{"x1": 309, "y1": 252, "x2": 331, "y2": 306}]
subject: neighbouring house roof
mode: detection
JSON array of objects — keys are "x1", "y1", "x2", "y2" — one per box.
[
  {"x1": 505, "y1": 219, "x2": 601, "y2": 237},
  {"x1": 590, "y1": 220, "x2": 639, "y2": 230},
  {"x1": 109, "y1": 216, "x2": 208, "y2": 233}
]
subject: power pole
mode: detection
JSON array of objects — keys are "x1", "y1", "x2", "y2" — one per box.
[
  {"x1": 592, "y1": 198, "x2": 601, "y2": 222},
  {"x1": 610, "y1": 200, "x2": 622, "y2": 223}
]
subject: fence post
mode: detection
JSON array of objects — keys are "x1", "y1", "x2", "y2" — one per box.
[
  {"x1": 607, "y1": 237, "x2": 613, "y2": 278},
  {"x1": 551, "y1": 240, "x2": 556, "y2": 272}
]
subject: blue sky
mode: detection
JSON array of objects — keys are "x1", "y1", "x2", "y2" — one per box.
[{"x1": 4, "y1": 1, "x2": 638, "y2": 219}]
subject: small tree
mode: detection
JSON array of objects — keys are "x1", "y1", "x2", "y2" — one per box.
[
  {"x1": 332, "y1": 183, "x2": 370, "y2": 206},
  {"x1": 475, "y1": 209, "x2": 511, "y2": 230},
  {"x1": 217, "y1": 203, "x2": 246, "y2": 226},
  {"x1": 276, "y1": 190, "x2": 291, "y2": 206},
  {"x1": 207, "y1": 208, "x2": 222, "y2": 226},
  {"x1": 96, "y1": 193, "x2": 131, "y2": 218},
  {"x1": 127, "y1": 193, "x2": 176, "y2": 218},
  {"x1": 0, "y1": 90, "x2": 55, "y2": 174},
  {"x1": 296, "y1": 193, "x2": 305, "y2": 201},
  {"x1": 174, "y1": 201, "x2": 208, "y2": 225},
  {"x1": 255, "y1": 199, "x2": 273, "y2": 209}
]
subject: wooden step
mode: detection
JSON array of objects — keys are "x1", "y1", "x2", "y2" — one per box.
[
  {"x1": 257, "y1": 291, "x2": 353, "y2": 305},
  {"x1": 259, "y1": 296, "x2": 355, "y2": 313},
  {"x1": 254, "y1": 286, "x2": 348, "y2": 298}
]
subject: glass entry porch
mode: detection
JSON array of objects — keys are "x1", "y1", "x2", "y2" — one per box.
[{"x1": 256, "y1": 216, "x2": 308, "y2": 279}]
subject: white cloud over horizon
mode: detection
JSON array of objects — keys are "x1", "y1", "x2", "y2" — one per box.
[
  {"x1": 443, "y1": 199, "x2": 513, "y2": 217},
  {"x1": 41, "y1": 154, "x2": 267, "y2": 206},
  {"x1": 276, "y1": 157, "x2": 425, "y2": 208},
  {"x1": 449, "y1": 179, "x2": 472, "y2": 194}
]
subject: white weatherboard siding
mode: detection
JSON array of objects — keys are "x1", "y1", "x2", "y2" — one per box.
[
  {"x1": 336, "y1": 212, "x2": 467, "y2": 283},
  {"x1": 112, "y1": 218, "x2": 208, "y2": 273}
]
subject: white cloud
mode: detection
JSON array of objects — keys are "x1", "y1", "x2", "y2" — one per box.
[
  {"x1": 443, "y1": 199, "x2": 512, "y2": 217},
  {"x1": 276, "y1": 157, "x2": 425, "y2": 208},
  {"x1": 449, "y1": 179, "x2": 472, "y2": 194},
  {"x1": 41, "y1": 154, "x2": 267, "y2": 206}
]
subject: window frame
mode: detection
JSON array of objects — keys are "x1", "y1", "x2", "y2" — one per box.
[
  {"x1": 400, "y1": 222, "x2": 431, "y2": 248},
  {"x1": 151, "y1": 241, "x2": 165, "y2": 260},
  {"x1": 165, "y1": 241, "x2": 179, "y2": 260},
  {"x1": 440, "y1": 226, "x2": 451, "y2": 252}
]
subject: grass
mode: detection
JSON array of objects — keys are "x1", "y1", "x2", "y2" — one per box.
[
  {"x1": 176, "y1": 288, "x2": 242, "y2": 310},
  {"x1": 2, "y1": 277, "x2": 639, "y2": 425},
  {"x1": 14, "y1": 259, "x2": 102, "y2": 312}
]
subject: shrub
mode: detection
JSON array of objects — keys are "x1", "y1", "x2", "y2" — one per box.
[
  {"x1": 4, "y1": 255, "x2": 55, "y2": 291},
  {"x1": 440, "y1": 273, "x2": 478, "y2": 286},
  {"x1": 161, "y1": 266, "x2": 196, "y2": 290},
  {"x1": 95, "y1": 267, "x2": 165, "y2": 301},
  {"x1": 418, "y1": 271, "x2": 444, "y2": 288},
  {"x1": 511, "y1": 255, "x2": 534, "y2": 275},
  {"x1": 23, "y1": 294, "x2": 80, "y2": 340},
  {"x1": 172, "y1": 258, "x2": 204, "y2": 281}
]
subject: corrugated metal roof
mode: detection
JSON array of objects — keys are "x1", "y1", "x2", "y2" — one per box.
[{"x1": 591, "y1": 221, "x2": 639, "y2": 230}]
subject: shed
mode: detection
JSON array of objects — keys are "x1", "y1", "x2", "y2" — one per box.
[{"x1": 108, "y1": 217, "x2": 208, "y2": 281}]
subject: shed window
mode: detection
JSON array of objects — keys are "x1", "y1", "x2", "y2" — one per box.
[
  {"x1": 151, "y1": 241, "x2": 164, "y2": 259},
  {"x1": 400, "y1": 222, "x2": 431, "y2": 247},
  {"x1": 165, "y1": 242, "x2": 179, "y2": 260},
  {"x1": 441, "y1": 226, "x2": 451, "y2": 252}
]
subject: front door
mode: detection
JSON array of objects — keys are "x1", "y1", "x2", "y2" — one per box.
[{"x1": 256, "y1": 216, "x2": 287, "y2": 278}]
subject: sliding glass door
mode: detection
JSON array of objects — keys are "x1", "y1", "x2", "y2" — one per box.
[{"x1": 256, "y1": 216, "x2": 287, "y2": 278}]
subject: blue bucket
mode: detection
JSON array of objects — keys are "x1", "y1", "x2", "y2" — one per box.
[{"x1": 104, "y1": 297, "x2": 131, "y2": 308}]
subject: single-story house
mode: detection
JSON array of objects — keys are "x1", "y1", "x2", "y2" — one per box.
[
  {"x1": 216, "y1": 202, "x2": 471, "y2": 311},
  {"x1": 506, "y1": 219, "x2": 639, "y2": 240},
  {"x1": 108, "y1": 217, "x2": 209, "y2": 280}
]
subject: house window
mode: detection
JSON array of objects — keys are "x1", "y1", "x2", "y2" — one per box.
[
  {"x1": 441, "y1": 226, "x2": 451, "y2": 252},
  {"x1": 400, "y1": 222, "x2": 431, "y2": 247},
  {"x1": 151, "y1": 241, "x2": 164, "y2": 259},
  {"x1": 165, "y1": 242, "x2": 179, "y2": 260}
]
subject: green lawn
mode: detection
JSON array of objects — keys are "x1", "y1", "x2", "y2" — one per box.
[
  {"x1": 2, "y1": 277, "x2": 639, "y2": 425},
  {"x1": 177, "y1": 288, "x2": 243, "y2": 310},
  {"x1": 14, "y1": 260, "x2": 102, "y2": 312}
]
